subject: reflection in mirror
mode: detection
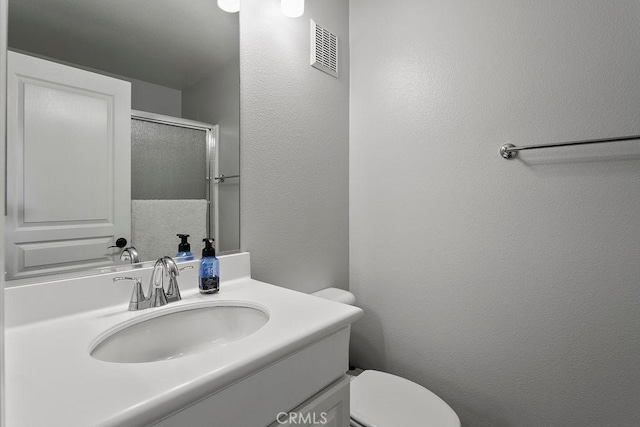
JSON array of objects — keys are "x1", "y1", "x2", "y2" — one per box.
[{"x1": 5, "y1": 0, "x2": 240, "y2": 283}]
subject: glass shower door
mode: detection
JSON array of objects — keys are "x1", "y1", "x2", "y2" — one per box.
[{"x1": 130, "y1": 112, "x2": 216, "y2": 261}]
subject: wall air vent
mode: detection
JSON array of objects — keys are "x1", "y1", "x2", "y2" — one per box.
[{"x1": 310, "y1": 19, "x2": 338, "y2": 78}]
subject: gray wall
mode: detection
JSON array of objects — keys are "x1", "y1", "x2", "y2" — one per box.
[
  {"x1": 349, "y1": 1, "x2": 640, "y2": 426},
  {"x1": 130, "y1": 77, "x2": 181, "y2": 117},
  {"x1": 239, "y1": 0, "x2": 350, "y2": 293},
  {"x1": 183, "y1": 56, "x2": 241, "y2": 252}
]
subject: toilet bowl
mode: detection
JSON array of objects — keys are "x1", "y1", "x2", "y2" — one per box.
[{"x1": 312, "y1": 288, "x2": 461, "y2": 427}]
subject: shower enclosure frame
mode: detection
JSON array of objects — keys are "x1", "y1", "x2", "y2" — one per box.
[{"x1": 130, "y1": 110, "x2": 220, "y2": 247}]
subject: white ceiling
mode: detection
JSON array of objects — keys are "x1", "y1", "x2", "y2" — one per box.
[{"x1": 8, "y1": 0, "x2": 239, "y2": 90}]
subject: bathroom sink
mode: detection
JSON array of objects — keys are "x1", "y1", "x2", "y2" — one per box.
[{"x1": 90, "y1": 303, "x2": 269, "y2": 363}]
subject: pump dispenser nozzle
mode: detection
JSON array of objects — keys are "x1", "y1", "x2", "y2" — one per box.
[
  {"x1": 202, "y1": 238, "x2": 216, "y2": 257},
  {"x1": 177, "y1": 234, "x2": 190, "y2": 252}
]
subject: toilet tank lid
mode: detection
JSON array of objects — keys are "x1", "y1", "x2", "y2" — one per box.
[
  {"x1": 311, "y1": 287, "x2": 356, "y2": 305},
  {"x1": 350, "y1": 370, "x2": 461, "y2": 427}
]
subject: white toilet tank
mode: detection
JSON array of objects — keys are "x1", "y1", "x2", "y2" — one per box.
[{"x1": 311, "y1": 287, "x2": 356, "y2": 305}]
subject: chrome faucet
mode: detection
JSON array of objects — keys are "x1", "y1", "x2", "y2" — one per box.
[
  {"x1": 119, "y1": 246, "x2": 140, "y2": 264},
  {"x1": 113, "y1": 256, "x2": 191, "y2": 311},
  {"x1": 153, "y1": 256, "x2": 179, "y2": 303}
]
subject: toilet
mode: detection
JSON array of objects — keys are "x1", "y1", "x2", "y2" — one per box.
[{"x1": 312, "y1": 288, "x2": 461, "y2": 427}]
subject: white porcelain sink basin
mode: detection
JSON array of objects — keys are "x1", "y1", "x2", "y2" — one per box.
[{"x1": 90, "y1": 303, "x2": 269, "y2": 363}]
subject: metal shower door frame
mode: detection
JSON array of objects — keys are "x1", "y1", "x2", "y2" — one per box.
[{"x1": 130, "y1": 109, "x2": 219, "y2": 247}]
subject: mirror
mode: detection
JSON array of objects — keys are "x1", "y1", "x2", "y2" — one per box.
[{"x1": 5, "y1": 0, "x2": 240, "y2": 283}]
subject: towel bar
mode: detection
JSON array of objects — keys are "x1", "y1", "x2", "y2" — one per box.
[{"x1": 500, "y1": 134, "x2": 640, "y2": 159}]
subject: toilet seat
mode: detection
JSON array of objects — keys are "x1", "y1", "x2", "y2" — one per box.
[{"x1": 350, "y1": 370, "x2": 461, "y2": 427}]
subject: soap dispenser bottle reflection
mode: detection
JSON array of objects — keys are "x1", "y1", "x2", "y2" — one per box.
[
  {"x1": 199, "y1": 238, "x2": 219, "y2": 294},
  {"x1": 176, "y1": 234, "x2": 194, "y2": 261}
]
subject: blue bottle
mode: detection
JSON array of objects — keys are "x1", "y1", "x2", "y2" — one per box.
[
  {"x1": 176, "y1": 234, "x2": 194, "y2": 261},
  {"x1": 199, "y1": 238, "x2": 219, "y2": 294}
]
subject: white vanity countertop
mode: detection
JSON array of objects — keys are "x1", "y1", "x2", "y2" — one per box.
[{"x1": 5, "y1": 253, "x2": 362, "y2": 427}]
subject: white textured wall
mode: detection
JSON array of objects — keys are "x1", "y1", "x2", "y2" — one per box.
[
  {"x1": 240, "y1": 0, "x2": 350, "y2": 293},
  {"x1": 350, "y1": 1, "x2": 640, "y2": 426}
]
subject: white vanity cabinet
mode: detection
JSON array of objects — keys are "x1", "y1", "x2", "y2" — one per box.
[
  {"x1": 269, "y1": 376, "x2": 351, "y2": 427},
  {"x1": 152, "y1": 327, "x2": 352, "y2": 427},
  {"x1": 154, "y1": 375, "x2": 350, "y2": 427}
]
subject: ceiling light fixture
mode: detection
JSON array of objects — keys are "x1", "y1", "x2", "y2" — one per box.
[
  {"x1": 217, "y1": 0, "x2": 240, "y2": 13},
  {"x1": 281, "y1": 0, "x2": 304, "y2": 18}
]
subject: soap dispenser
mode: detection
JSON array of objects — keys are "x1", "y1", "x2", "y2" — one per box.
[
  {"x1": 199, "y1": 238, "x2": 219, "y2": 294},
  {"x1": 176, "y1": 234, "x2": 194, "y2": 261}
]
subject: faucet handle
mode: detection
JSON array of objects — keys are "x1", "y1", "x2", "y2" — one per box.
[
  {"x1": 179, "y1": 265, "x2": 194, "y2": 272},
  {"x1": 113, "y1": 276, "x2": 145, "y2": 311}
]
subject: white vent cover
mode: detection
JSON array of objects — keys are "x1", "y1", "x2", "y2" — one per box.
[{"x1": 311, "y1": 19, "x2": 338, "y2": 78}]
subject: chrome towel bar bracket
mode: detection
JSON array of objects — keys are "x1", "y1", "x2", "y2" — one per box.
[{"x1": 213, "y1": 174, "x2": 240, "y2": 183}]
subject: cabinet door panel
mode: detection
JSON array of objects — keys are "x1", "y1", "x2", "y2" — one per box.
[{"x1": 270, "y1": 376, "x2": 351, "y2": 427}]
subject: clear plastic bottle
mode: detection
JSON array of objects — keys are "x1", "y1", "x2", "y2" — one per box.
[{"x1": 199, "y1": 238, "x2": 219, "y2": 294}]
